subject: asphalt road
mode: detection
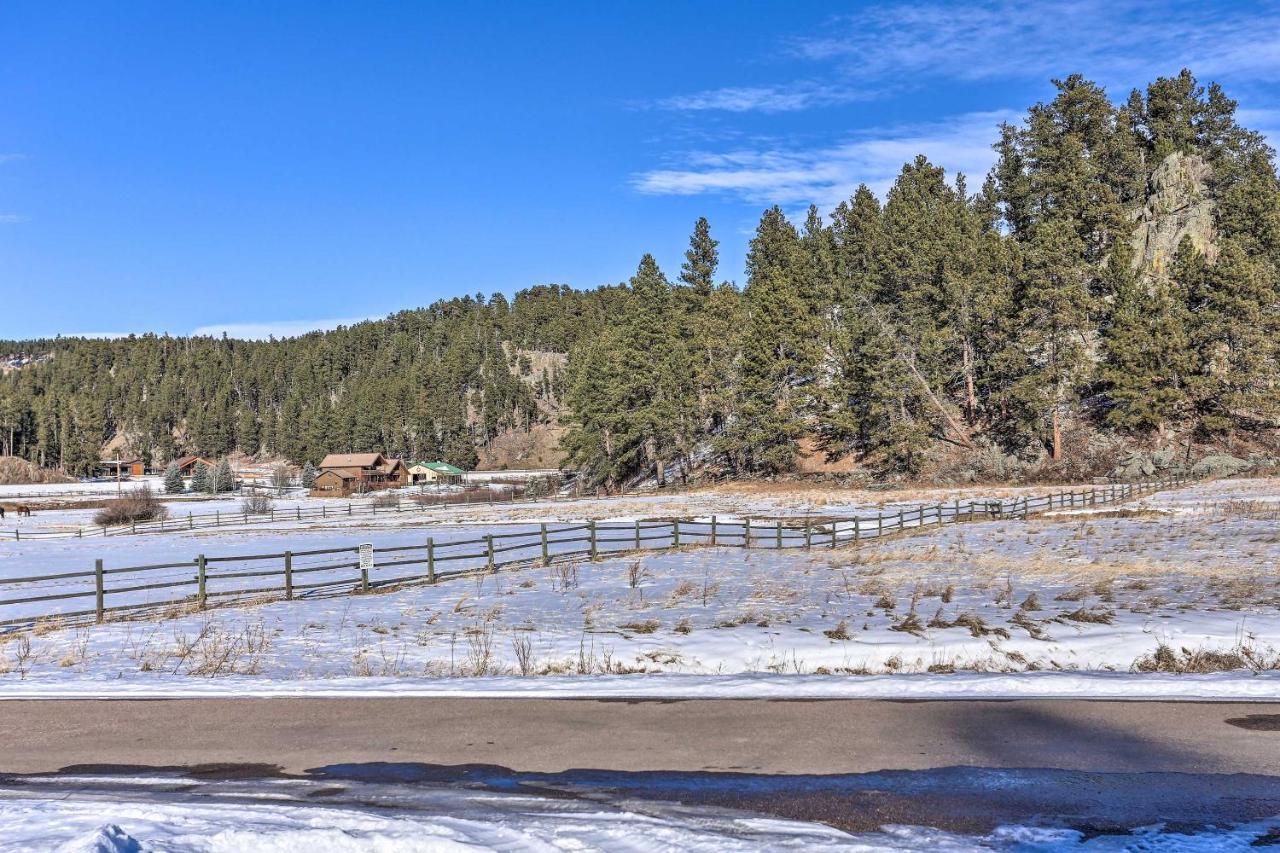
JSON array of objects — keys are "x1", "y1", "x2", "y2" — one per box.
[
  {"x1": 3, "y1": 698, "x2": 1280, "y2": 834},
  {"x1": 0, "y1": 697, "x2": 1276, "y2": 776}
]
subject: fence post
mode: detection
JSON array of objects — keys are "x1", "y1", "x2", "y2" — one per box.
[
  {"x1": 804, "y1": 520, "x2": 812, "y2": 549},
  {"x1": 95, "y1": 559, "x2": 105, "y2": 623},
  {"x1": 427, "y1": 537, "x2": 437, "y2": 583},
  {"x1": 673, "y1": 520, "x2": 680, "y2": 548},
  {"x1": 197, "y1": 555, "x2": 207, "y2": 609},
  {"x1": 635, "y1": 519, "x2": 641, "y2": 551},
  {"x1": 487, "y1": 534, "x2": 496, "y2": 572},
  {"x1": 540, "y1": 524, "x2": 550, "y2": 566},
  {"x1": 898, "y1": 507, "x2": 904, "y2": 531},
  {"x1": 853, "y1": 517, "x2": 860, "y2": 543},
  {"x1": 776, "y1": 520, "x2": 782, "y2": 549},
  {"x1": 284, "y1": 551, "x2": 293, "y2": 600},
  {"x1": 937, "y1": 505, "x2": 944, "y2": 528},
  {"x1": 710, "y1": 515, "x2": 717, "y2": 546},
  {"x1": 589, "y1": 521, "x2": 597, "y2": 560},
  {"x1": 744, "y1": 517, "x2": 751, "y2": 548},
  {"x1": 877, "y1": 513, "x2": 883, "y2": 537}
]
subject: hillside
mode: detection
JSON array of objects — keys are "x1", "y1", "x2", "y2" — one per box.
[{"x1": 1, "y1": 69, "x2": 1278, "y2": 485}]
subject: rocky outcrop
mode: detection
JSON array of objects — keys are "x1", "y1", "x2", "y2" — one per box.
[{"x1": 1130, "y1": 151, "x2": 1217, "y2": 278}]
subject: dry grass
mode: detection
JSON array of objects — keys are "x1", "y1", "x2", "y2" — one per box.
[
  {"x1": 823, "y1": 619, "x2": 851, "y2": 640},
  {"x1": 617, "y1": 619, "x2": 660, "y2": 635},
  {"x1": 1133, "y1": 643, "x2": 1280, "y2": 673}
]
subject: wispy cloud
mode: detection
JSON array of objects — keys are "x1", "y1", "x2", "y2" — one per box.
[
  {"x1": 633, "y1": 110, "x2": 1017, "y2": 210},
  {"x1": 0, "y1": 214, "x2": 28, "y2": 224},
  {"x1": 0, "y1": 153, "x2": 26, "y2": 165},
  {"x1": 790, "y1": 1, "x2": 1280, "y2": 89},
  {"x1": 655, "y1": 2, "x2": 1280, "y2": 114},
  {"x1": 654, "y1": 82, "x2": 875, "y2": 113},
  {"x1": 190, "y1": 317, "x2": 372, "y2": 340}
]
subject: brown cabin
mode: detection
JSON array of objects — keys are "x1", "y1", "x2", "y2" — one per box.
[
  {"x1": 172, "y1": 455, "x2": 215, "y2": 476},
  {"x1": 97, "y1": 458, "x2": 146, "y2": 477},
  {"x1": 312, "y1": 453, "x2": 408, "y2": 496}
]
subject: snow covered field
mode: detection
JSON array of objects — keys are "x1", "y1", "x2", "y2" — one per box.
[{"x1": 1, "y1": 478, "x2": 1277, "y2": 692}]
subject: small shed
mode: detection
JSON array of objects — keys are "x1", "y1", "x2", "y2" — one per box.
[
  {"x1": 97, "y1": 458, "x2": 145, "y2": 477},
  {"x1": 409, "y1": 461, "x2": 465, "y2": 485}
]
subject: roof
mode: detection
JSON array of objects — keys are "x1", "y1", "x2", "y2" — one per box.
[
  {"x1": 319, "y1": 453, "x2": 386, "y2": 470},
  {"x1": 174, "y1": 455, "x2": 212, "y2": 468},
  {"x1": 421, "y1": 461, "x2": 465, "y2": 475},
  {"x1": 378, "y1": 458, "x2": 406, "y2": 474}
]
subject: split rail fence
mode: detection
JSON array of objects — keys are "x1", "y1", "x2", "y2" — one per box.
[
  {"x1": 0, "y1": 483, "x2": 608, "y2": 541},
  {"x1": 0, "y1": 474, "x2": 1190, "y2": 629}
]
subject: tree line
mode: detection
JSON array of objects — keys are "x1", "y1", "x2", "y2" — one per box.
[
  {"x1": 2, "y1": 70, "x2": 1277, "y2": 485},
  {"x1": 562, "y1": 70, "x2": 1280, "y2": 488}
]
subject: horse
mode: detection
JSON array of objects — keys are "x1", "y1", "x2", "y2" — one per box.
[
  {"x1": 0, "y1": 505, "x2": 4, "y2": 520},
  {"x1": 15, "y1": 505, "x2": 31, "y2": 518}
]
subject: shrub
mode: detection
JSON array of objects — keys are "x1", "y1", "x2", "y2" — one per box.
[
  {"x1": 242, "y1": 491, "x2": 273, "y2": 515},
  {"x1": 370, "y1": 491, "x2": 400, "y2": 508},
  {"x1": 270, "y1": 464, "x2": 292, "y2": 495},
  {"x1": 94, "y1": 485, "x2": 169, "y2": 527}
]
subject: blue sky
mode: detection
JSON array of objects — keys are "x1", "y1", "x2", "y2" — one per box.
[{"x1": 2, "y1": 1, "x2": 1279, "y2": 340}]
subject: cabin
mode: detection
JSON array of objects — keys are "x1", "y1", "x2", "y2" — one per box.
[
  {"x1": 172, "y1": 455, "x2": 215, "y2": 476},
  {"x1": 408, "y1": 460, "x2": 465, "y2": 485},
  {"x1": 312, "y1": 452, "x2": 408, "y2": 496},
  {"x1": 97, "y1": 458, "x2": 146, "y2": 478}
]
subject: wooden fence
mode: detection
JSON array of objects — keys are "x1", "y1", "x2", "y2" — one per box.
[
  {"x1": 0, "y1": 475, "x2": 1190, "y2": 629},
  {"x1": 0, "y1": 482, "x2": 584, "y2": 541}
]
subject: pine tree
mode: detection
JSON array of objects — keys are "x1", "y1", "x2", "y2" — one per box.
[
  {"x1": 213, "y1": 457, "x2": 235, "y2": 493},
  {"x1": 1014, "y1": 218, "x2": 1096, "y2": 461},
  {"x1": 301, "y1": 460, "x2": 318, "y2": 489},
  {"x1": 191, "y1": 461, "x2": 211, "y2": 493},
  {"x1": 1101, "y1": 239, "x2": 1194, "y2": 433},
  {"x1": 162, "y1": 461, "x2": 185, "y2": 494},
  {"x1": 718, "y1": 207, "x2": 810, "y2": 474}
]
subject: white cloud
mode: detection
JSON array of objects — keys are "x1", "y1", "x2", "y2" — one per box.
[
  {"x1": 790, "y1": 1, "x2": 1280, "y2": 87},
  {"x1": 189, "y1": 317, "x2": 371, "y2": 340},
  {"x1": 0, "y1": 214, "x2": 28, "y2": 224},
  {"x1": 655, "y1": 2, "x2": 1280, "y2": 114},
  {"x1": 655, "y1": 82, "x2": 875, "y2": 113},
  {"x1": 633, "y1": 110, "x2": 1017, "y2": 210}
]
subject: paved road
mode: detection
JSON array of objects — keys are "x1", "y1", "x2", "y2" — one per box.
[
  {"x1": 0, "y1": 697, "x2": 1277, "y2": 776},
  {"x1": 3, "y1": 698, "x2": 1280, "y2": 834}
]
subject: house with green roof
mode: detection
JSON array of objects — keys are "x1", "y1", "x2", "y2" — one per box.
[{"x1": 408, "y1": 460, "x2": 466, "y2": 485}]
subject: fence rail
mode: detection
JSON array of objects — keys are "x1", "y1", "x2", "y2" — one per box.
[
  {"x1": 0, "y1": 483, "x2": 592, "y2": 541},
  {"x1": 0, "y1": 475, "x2": 1190, "y2": 630}
]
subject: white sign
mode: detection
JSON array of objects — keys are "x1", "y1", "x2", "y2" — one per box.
[{"x1": 358, "y1": 543, "x2": 374, "y2": 573}]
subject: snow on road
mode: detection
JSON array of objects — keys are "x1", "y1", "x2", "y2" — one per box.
[
  {"x1": 0, "y1": 787, "x2": 861, "y2": 852},
  {"x1": 2, "y1": 775, "x2": 1273, "y2": 852}
]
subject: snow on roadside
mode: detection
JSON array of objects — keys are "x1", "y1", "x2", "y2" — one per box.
[
  {"x1": 2, "y1": 670, "x2": 1279, "y2": 701},
  {"x1": 0, "y1": 789, "x2": 863, "y2": 852}
]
